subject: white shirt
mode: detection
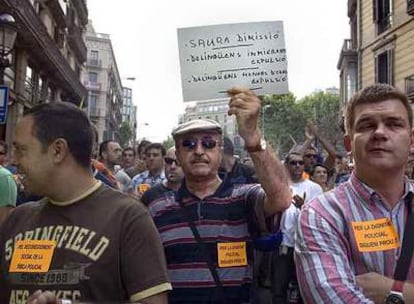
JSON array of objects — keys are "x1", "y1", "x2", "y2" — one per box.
[{"x1": 280, "y1": 179, "x2": 323, "y2": 247}]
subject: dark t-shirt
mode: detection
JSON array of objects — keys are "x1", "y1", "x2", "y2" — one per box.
[
  {"x1": 0, "y1": 184, "x2": 170, "y2": 303},
  {"x1": 141, "y1": 183, "x2": 172, "y2": 206}
]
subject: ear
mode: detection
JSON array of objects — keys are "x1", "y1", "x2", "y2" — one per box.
[
  {"x1": 174, "y1": 148, "x2": 183, "y2": 167},
  {"x1": 49, "y1": 138, "x2": 69, "y2": 164},
  {"x1": 343, "y1": 134, "x2": 352, "y2": 153},
  {"x1": 409, "y1": 130, "x2": 414, "y2": 155}
]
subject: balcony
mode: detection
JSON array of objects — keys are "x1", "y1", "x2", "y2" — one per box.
[
  {"x1": 84, "y1": 81, "x2": 101, "y2": 91},
  {"x1": 405, "y1": 74, "x2": 414, "y2": 100},
  {"x1": 337, "y1": 39, "x2": 357, "y2": 69},
  {"x1": 348, "y1": 0, "x2": 357, "y2": 17},
  {"x1": 46, "y1": 0, "x2": 67, "y2": 28},
  {"x1": 86, "y1": 59, "x2": 102, "y2": 68},
  {"x1": 68, "y1": 24, "x2": 87, "y2": 63},
  {"x1": 71, "y1": 0, "x2": 88, "y2": 25},
  {"x1": 408, "y1": 0, "x2": 414, "y2": 15}
]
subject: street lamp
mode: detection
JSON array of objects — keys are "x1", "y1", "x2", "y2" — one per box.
[
  {"x1": 261, "y1": 104, "x2": 271, "y2": 138},
  {"x1": 0, "y1": 13, "x2": 17, "y2": 83}
]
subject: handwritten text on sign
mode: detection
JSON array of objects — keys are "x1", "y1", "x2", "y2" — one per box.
[
  {"x1": 9, "y1": 240, "x2": 56, "y2": 273},
  {"x1": 351, "y1": 218, "x2": 399, "y2": 252},
  {"x1": 217, "y1": 241, "x2": 248, "y2": 268},
  {"x1": 177, "y1": 21, "x2": 288, "y2": 101}
]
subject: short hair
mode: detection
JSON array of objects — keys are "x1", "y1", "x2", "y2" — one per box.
[
  {"x1": 123, "y1": 147, "x2": 136, "y2": 157},
  {"x1": 24, "y1": 102, "x2": 93, "y2": 169},
  {"x1": 0, "y1": 140, "x2": 7, "y2": 153},
  {"x1": 137, "y1": 140, "x2": 151, "y2": 156},
  {"x1": 99, "y1": 140, "x2": 113, "y2": 159},
  {"x1": 145, "y1": 143, "x2": 166, "y2": 156},
  {"x1": 223, "y1": 136, "x2": 234, "y2": 156},
  {"x1": 310, "y1": 163, "x2": 329, "y2": 177},
  {"x1": 345, "y1": 83, "x2": 412, "y2": 135},
  {"x1": 285, "y1": 152, "x2": 303, "y2": 163}
]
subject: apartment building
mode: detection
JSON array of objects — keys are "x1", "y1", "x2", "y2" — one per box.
[
  {"x1": 0, "y1": 0, "x2": 87, "y2": 144},
  {"x1": 83, "y1": 21, "x2": 123, "y2": 143},
  {"x1": 338, "y1": 0, "x2": 414, "y2": 113}
]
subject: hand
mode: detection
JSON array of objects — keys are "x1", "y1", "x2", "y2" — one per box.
[
  {"x1": 136, "y1": 159, "x2": 147, "y2": 172},
  {"x1": 356, "y1": 272, "x2": 393, "y2": 304},
  {"x1": 227, "y1": 87, "x2": 261, "y2": 146},
  {"x1": 306, "y1": 121, "x2": 318, "y2": 138},
  {"x1": 28, "y1": 290, "x2": 60, "y2": 304},
  {"x1": 292, "y1": 193, "x2": 306, "y2": 209}
]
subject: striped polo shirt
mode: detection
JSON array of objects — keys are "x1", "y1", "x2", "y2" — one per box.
[
  {"x1": 147, "y1": 179, "x2": 265, "y2": 304},
  {"x1": 295, "y1": 172, "x2": 414, "y2": 304}
]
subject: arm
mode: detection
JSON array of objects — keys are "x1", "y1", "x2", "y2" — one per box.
[
  {"x1": 308, "y1": 122, "x2": 338, "y2": 170},
  {"x1": 295, "y1": 203, "x2": 373, "y2": 304},
  {"x1": 356, "y1": 273, "x2": 414, "y2": 304},
  {"x1": 228, "y1": 87, "x2": 291, "y2": 215}
]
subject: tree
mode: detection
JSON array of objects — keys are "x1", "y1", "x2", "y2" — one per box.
[
  {"x1": 163, "y1": 136, "x2": 175, "y2": 149},
  {"x1": 119, "y1": 121, "x2": 133, "y2": 148},
  {"x1": 260, "y1": 91, "x2": 343, "y2": 157}
]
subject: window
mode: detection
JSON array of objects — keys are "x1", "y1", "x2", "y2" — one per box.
[
  {"x1": 90, "y1": 50, "x2": 99, "y2": 62},
  {"x1": 373, "y1": 0, "x2": 392, "y2": 34},
  {"x1": 88, "y1": 72, "x2": 98, "y2": 83},
  {"x1": 88, "y1": 94, "x2": 98, "y2": 109},
  {"x1": 375, "y1": 49, "x2": 393, "y2": 84}
]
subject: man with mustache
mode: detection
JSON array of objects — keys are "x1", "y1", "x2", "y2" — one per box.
[
  {"x1": 152, "y1": 87, "x2": 291, "y2": 304},
  {"x1": 295, "y1": 83, "x2": 414, "y2": 304}
]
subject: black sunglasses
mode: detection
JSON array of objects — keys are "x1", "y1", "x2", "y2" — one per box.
[
  {"x1": 181, "y1": 138, "x2": 218, "y2": 150},
  {"x1": 164, "y1": 157, "x2": 178, "y2": 165},
  {"x1": 289, "y1": 160, "x2": 304, "y2": 166}
]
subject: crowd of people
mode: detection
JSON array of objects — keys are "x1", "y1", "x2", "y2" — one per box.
[{"x1": 0, "y1": 83, "x2": 413, "y2": 304}]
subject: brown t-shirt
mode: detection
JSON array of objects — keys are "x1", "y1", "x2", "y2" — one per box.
[{"x1": 0, "y1": 184, "x2": 170, "y2": 303}]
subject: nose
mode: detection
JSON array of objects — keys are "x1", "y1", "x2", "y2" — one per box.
[
  {"x1": 373, "y1": 122, "x2": 388, "y2": 140},
  {"x1": 194, "y1": 140, "x2": 205, "y2": 156}
]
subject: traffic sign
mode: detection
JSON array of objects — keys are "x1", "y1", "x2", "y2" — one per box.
[{"x1": 0, "y1": 86, "x2": 9, "y2": 124}]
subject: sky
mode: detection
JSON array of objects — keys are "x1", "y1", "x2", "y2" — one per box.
[{"x1": 87, "y1": 0, "x2": 349, "y2": 142}]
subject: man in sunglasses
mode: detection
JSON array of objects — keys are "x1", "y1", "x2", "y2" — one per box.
[
  {"x1": 152, "y1": 87, "x2": 291, "y2": 304},
  {"x1": 141, "y1": 147, "x2": 184, "y2": 207},
  {"x1": 273, "y1": 152, "x2": 323, "y2": 303}
]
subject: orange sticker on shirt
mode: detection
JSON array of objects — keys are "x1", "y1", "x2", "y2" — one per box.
[
  {"x1": 138, "y1": 183, "x2": 150, "y2": 194},
  {"x1": 352, "y1": 218, "x2": 399, "y2": 252},
  {"x1": 9, "y1": 240, "x2": 56, "y2": 273},
  {"x1": 217, "y1": 242, "x2": 248, "y2": 267}
]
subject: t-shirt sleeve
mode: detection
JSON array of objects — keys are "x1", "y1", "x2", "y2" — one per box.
[
  {"x1": 0, "y1": 171, "x2": 17, "y2": 207},
  {"x1": 120, "y1": 202, "x2": 171, "y2": 300}
]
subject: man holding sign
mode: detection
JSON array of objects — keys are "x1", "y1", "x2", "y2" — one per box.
[
  {"x1": 154, "y1": 86, "x2": 291, "y2": 304},
  {"x1": 295, "y1": 84, "x2": 414, "y2": 304}
]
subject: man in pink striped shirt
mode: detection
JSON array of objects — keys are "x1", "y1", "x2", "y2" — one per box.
[{"x1": 295, "y1": 84, "x2": 414, "y2": 304}]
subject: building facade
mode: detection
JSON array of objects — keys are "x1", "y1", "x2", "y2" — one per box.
[
  {"x1": 122, "y1": 86, "x2": 137, "y2": 147},
  {"x1": 338, "y1": 0, "x2": 414, "y2": 113},
  {"x1": 0, "y1": 0, "x2": 87, "y2": 145},
  {"x1": 82, "y1": 21, "x2": 123, "y2": 143}
]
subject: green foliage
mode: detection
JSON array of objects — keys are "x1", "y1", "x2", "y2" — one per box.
[
  {"x1": 260, "y1": 91, "x2": 343, "y2": 157},
  {"x1": 119, "y1": 121, "x2": 133, "y2": 148},
  {"x1": 163, "y1": 136, "x2": 175, "y2": 149}
]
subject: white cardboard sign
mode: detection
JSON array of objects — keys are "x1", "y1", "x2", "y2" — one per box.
[{"x1": 177, "y1": 21, "x2": 288, "y2": 102}]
